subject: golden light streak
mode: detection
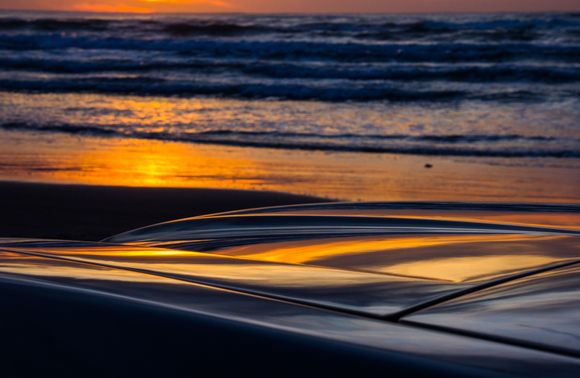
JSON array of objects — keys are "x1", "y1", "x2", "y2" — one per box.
[
  {"x1": 72, "y1": 3, "x2": 153, "y2": 13},
  {"x1": 10, "y1": 233, "x2": 577, "y2": 285},
  {"x1": 71, "y1": 0, "x2": 232, "y2": 13},
  {"x1": 380, "y1": 255, "x2": 555, "y2": 283},
  {"x1": 205, "y1": 233, "x2": 578, "y2": 282}
]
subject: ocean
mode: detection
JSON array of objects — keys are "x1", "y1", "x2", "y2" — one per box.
[{"x1": 0, "y1": 11, "x2": 579, "y2": 160}]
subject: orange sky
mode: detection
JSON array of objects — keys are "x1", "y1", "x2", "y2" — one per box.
[{"x1": 1, "y1": 0, "x2": 580, "y2": 13}]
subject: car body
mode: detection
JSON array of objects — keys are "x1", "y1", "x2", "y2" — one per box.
[{"x1": 1, "y1": 202, "x2": 579, "y2": 377}]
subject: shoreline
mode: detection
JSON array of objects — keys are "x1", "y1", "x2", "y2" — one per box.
[
  {"x1": 1, "y1": 129, "x2": 579, "y2": 204},
  {"x1": 0, "y1": 181, "x2": 326, "y2": 241}
]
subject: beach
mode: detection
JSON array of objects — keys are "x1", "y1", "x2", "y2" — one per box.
[
  {"x1": 2, "y1": 129, "x2": 579, "y2": 203},
  {"x1": 1, "y1": 127, "x2": 579, "y2": 240},
  {"x1": 0, "y1": 12, "x2": 579, "y2": 241}
]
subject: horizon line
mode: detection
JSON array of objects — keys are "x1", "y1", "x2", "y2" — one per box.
[{"x1": 1, "y1": 8, "x2": 579, "y2": 15}]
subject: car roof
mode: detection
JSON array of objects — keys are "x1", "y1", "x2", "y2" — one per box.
[
  {"x1": 404, "y1": 263, "x2": 580, "y2": 358},
  {"x1": 2, "y1": 218, "x2": 578, "y2": 319},
  {"x1": 2, "y1": 247, "x2": 580, "y2": 376},
  {"x1": 1, "y1": 202, "x2": 579, "y2": 358},
  {"x1": 96, "y1": 203, "x2": 580, "y2": 317}
]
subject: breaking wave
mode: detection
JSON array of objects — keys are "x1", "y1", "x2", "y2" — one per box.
[{"x1": 2, "y1": 122, "x2": 578, "y2": 158}]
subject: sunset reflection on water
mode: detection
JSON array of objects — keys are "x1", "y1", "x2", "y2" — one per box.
[
  {"x1": 1, "y1": 128, "x2": 579, "y2": 203},
  {"x1": 0, "y1": 90, "x2": 579, "y2": 202}
]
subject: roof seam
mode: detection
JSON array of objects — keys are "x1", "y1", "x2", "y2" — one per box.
[
  {"x1": 0, "y1": 247, "x2": 387, "y2": 321},
  {"x1": 400, "y1": 320, "x2": 580, "y2": 360},
  {"x1": 388, "y1": 259, "x2": 580, "y2": 321}
]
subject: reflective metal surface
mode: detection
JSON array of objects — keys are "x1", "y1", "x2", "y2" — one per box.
[
  {"x1": 102, "y1": 203, "x2": 580, "y2": 283},
  {"x1": 1, "y1": 248, "x2": 579, "y2": 376},
  {"x1": 2, "y1": 232, "x2": 580, "y2": 318},
  {"x1": 94, "y1": 204, "x2": 580, "y2": 318},
  {"x1": 112, "y1": 202, "x2": 580, "y2": 231},
  {"x1": 2, "y1": 202, "x2": 580, "y2": 374},
  {"x1": 405, "y1": 264, "x2": 580, "y2": 356},
  {"x1": 147, "y1": 233, "x2": 580, "y2": 283},
  {"x1": 0, "y1": 239, "x2": 465, "y2": 316},
  {"x1": 105, "y1": 212, "x2": 580, "y2": 244}
]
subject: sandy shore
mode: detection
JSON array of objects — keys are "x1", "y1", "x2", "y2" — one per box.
[
  {"x1": 0, "y1": 181, "x2": 325, "y2": 241},
  {"x1": 1, "y1": 130, "x2": 579, "y2": 204}
]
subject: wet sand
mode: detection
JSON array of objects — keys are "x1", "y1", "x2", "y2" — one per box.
[
  {"x1": 0, "y1": 129, "x2": 578, "y2": 242},
  {"x1": 1, "y1": 130, "x2": 579, "y2": 204},
  {"x1": 0, "y1": 181, "x2": 325, "y2": 241}
]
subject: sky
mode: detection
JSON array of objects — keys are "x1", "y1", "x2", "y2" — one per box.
[{"x1": 1, "y1": 0, "x2": 579, "y2": 13}]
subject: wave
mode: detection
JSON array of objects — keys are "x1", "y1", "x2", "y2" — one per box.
[
  {"x1": 1, "y1": 13, "x2": 578, "y2": 160},
  {"x1": 192, "y1": 130, "x2": 561, "y2": 143},
  {"x1": 0, "y1": 15, "x2": 578, "y2": 106},
  {"x1": 0, "y1": 14, "x2": 578, "y2": 103},
  {"x1": 2, "y1": 34, "x2": 579, "y2": 64},
  {"x1": 161, "y1": 21, "x2": 270, "y2": 37},
  {"x1": 0, "y1": 17, "x2": 112, "y2": 31},
  {"x1": 1, "y1": 14, "x2": 579, "y2": 42},
  {"x1": 1, "y1": 57, "x2": 579, "y2": 84},
  {"x1": 2, "y1": 122, "x2": 578, "y2": 158},
  {"x1": 0, "y1": 18, "x2": 270, "y2": 36},
  {"x1": 0, "y1": 77, "x2": 555, "y2": 102}
]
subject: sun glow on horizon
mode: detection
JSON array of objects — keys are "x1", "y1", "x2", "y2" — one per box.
[
  {"x1": 69, "y1": 0, "x2": 232, "y2": 13},
  {"x1": 1, "y1": 0, "x2": 580, "y2": 14},
  {"x1": 5, "y1": 0, "x2": 234, "y2": 14},
  {"x1": 71, "y1": 3, "x2": 153, "y2": 13}
]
